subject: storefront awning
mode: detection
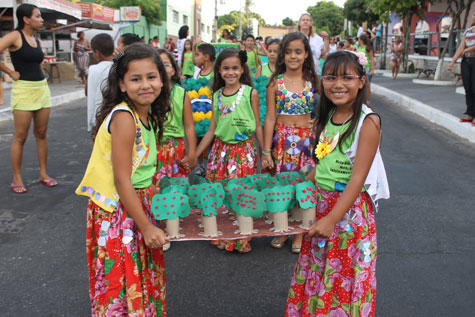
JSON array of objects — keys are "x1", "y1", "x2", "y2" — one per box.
[{"x1": 26, "y1": 0, "x2": 82, "y2": 21}]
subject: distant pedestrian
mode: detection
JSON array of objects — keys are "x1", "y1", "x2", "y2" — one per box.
[
  {"x1": 181, "y1": 39, "x2": 194, "y2": 79},
  {"x1": 297, "y1": 12, "x2": 329, "y2": 74},
  {"x1": 177, "y1": 25, "x2": 189, "y2": 67},
  {"x1": 358, "y1": 33, "x2": 375, "y2": 100},
  {"x1": 286, "y1": 50, "x2": 389, "y2": 316},
  {"x1": 357, "y1": 23, "x2": 364, "y2": 38},
  {"x1": 76, "y1": 44, "x2": 170, "y2": 315},
  {"x1": 449, "y1": 11, "x2": 475, "y2": 125},
  {"x1": 116, "y1": 33, "x2": 142, "y2": 53},
  {"x1": 220, "y1": 28, "x2": 230, "y2": 43},
  {"x1": 329, "y1": 36, "x2": 337, "y2": 54},
  {"x1": 256, "y1": 38, "x2": 279, "y2": 78},
  {"x1": 86, "y1": 33, "x2": 114, "y2": 132},
  {"x1": 74, "y1": 31, "x2": 91, "y2": 85},
  {"x1": 390, "y1": 36, "x2": 404, "y2": 79},
  {"x1": 0, "y1": 3, "x2": 56, "y2": 193},
  {"x1": 152, "y1": 36, "x2": 160, "y2": 49},
  {"x1": 243, "y1": 34, "x2": 264, "y2": 77}
]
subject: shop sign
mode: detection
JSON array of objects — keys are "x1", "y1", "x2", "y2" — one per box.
[{"x1": 120, "y1": 6, "x2": 141, "y2": 22}]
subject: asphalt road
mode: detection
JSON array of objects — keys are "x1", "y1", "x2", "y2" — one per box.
[{"x1": 0, "y1": 95, "x2": 474, "y2": 316}]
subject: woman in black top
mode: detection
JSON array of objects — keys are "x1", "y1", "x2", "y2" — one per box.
[{"x1": 0, "y1": 3, "x2": 56, "y2": 193}]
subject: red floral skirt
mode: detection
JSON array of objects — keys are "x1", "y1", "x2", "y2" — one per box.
[
  {"x1": 86, "y1": 187, "x2": 166, "y2": 316},
  {"x1": 272, "y1": 122, "x2": 315, "y2": 174},
  {"x1": 206, "y1": 137, "x2": 257, "y2": 252},
  {"x1": 153, "y1": 137, "x2": 187, "y2": 186},
  {"x1": 286, "y1": 186, "x2": 377, "y2": 316}
]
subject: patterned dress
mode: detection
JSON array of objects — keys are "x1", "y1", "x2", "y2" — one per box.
[
  {"x1": 86, "y1": 187, "x2": 167, "y2": 316},
  {"x1": 285, "y1": 187, "x2": 377, "y2": 316}
]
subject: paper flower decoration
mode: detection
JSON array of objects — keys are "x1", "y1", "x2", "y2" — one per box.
[{"x1": 315, "y1": 141, "x2": 332, "y2": 160}]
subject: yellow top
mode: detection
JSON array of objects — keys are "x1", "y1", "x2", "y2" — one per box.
[{"x1": 75, "y1": 102, "x2": 148, "y2": 212}]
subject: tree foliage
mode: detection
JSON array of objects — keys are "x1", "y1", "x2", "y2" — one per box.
[
  {"x1": 217, "y1": 10, "x2": 267, "y2": 37},
  {"x1": 282, "y1": 17, "x2": 296, "y2": 26},
  {"x1": 343, "y1": 0, "x2": 380, "y2": 25},
  {"x1": 307, "y1": 0, "x2": 345, "y2": 35},
  {"x1": 99, "y1": 0, "x2": 164, "y2": 25}
]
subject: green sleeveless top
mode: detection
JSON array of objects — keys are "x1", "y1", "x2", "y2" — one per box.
[
  {"x1": 131, "y1": 118, "x2": 157, "y2": 188},
  {"x1": 197, "y1": 70, "x2": 214, "y2": 81},
  {"x1": 260, "y1": 63, "x2": 273, "y2": 78},
  {"x1": 246, "y1": 49, "x2": 259, "y2": 77},
  {"x1": 314, "y1": 112, "x2": 365, "y2": 192},
  {"x1": 357, "y1": 47, "x2": 372, "y2": 71},
  {"x1": 213, "y1": 84, "x2": 256, "y2": 144},
  {"x1": 182, "y1": 51, "x2": 194, "y2": 76},
  {"x1": 163, "y1": 84, "x2": 185, "y2": 141}
]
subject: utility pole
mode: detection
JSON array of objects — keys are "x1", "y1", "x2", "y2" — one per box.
[
  {"x1": 214, "y1": 0, "x2": 218, "y2": 42},
  {"x1": 238, "y1": 0, "x2": 242, "y2": 39}
]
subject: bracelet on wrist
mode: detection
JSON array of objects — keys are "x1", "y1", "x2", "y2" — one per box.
[{"x1": 262, "y1": 149, "x2": 271, "y2": 156}]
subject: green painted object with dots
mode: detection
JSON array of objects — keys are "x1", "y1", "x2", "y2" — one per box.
[{"x1": 151, "y1": 193, "x2": 190, "y2": 220}]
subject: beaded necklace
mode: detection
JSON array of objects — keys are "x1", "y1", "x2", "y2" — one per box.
[
  {"x1": 276, "y1": 74, "x2": 315, "y2": 115},
  {"x1": 217, "y1": 84, "x2": 244, "y2": 116}
]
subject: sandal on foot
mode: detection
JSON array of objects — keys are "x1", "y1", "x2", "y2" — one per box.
[
  {"x1": 460, "y1": 117, "x2": 473, "y2": 123},
  {"x1": 10, "y1": 184, "x2": 27, "y2": 194},
  {"x1": 40, "y1": 178, "x2": 57, "y2": 187},
  {"x1": 271, "y1": 236, "x2": 288, "y2": 249},
  {"x1": 291, "y1": 244, "x2": 301, "y2": 254}
]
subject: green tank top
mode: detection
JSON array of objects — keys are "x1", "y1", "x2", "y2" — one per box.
[
  {"x1": 246, "y1": 49, "x2": 259, "y2": 77},
  {"x1": 182, "y1": 51, "x2": 194, "y2": 76},
  {"x1": 314, "y1": 113, "x2": 365, "y2": 193},
  {"x1": 260, "y1": 63, "x2": 273, "y2": 78},
  {"x1": 357, "y1": 47, "x2": 372, "y2": 71},
  {"x1": 131, "y1": 119, "x2": 157, "y2": 189},
  {"x1": 163, "y1": 84, "x2": 185, "y2": 141},
  {"x1": 197, "y1": 70, "x2": 214, "y2": 81},
  {"x1": 213, "y1": 84, "x2": 256, "y2": 144}
]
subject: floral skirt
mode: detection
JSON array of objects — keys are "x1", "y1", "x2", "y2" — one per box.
[
  {"x1": 86, "y1": 187, "x2": 166, "y2": 316},
  {"x1": 272, "y1": 122, "x2": 315, "y2": 174},
  {"x1": 286, "y1": 187, "x2": 377, "y2": 316},
  {"x1": 206, "y1": 137, "x2": 256, "y2": 252},
  {"x1": 153, "y1": 137, "x2": 187, "y2": 186}
]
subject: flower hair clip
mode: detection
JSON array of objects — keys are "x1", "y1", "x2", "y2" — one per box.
[
  {"x1": 111, "y1": 51, "x2": 126, "y2": 74},
  {"x1": 344, "y1": 50, "x2": 368, "y2": 68}
]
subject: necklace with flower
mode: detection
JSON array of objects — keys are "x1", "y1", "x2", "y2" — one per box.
[
  {"x1": 315, "y1": 109, "x2": 353, "y2": 160},
  {"x1": 218, "y1": 84, "x2": 244, "y2": 116}
]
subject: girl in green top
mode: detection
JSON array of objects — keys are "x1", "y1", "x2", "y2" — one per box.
[
  {"x1": 244, "y1": 34, "x2": 267, "y2": 77},
  {"x1": 286, "y1": 50, "x2": 386, "y2": 316},
  {"x1": 181, "y1": 39, "x2": 194, "y2": 79},
  {"x1": 195, "y1": 48, "x2": 264, "y2": 253},
  {"x1": 357, "y1": 33, "x2": 375, "y2": 99},
  {"x1": 256, "y1": 38, "x2": 279, "y2": 78}
]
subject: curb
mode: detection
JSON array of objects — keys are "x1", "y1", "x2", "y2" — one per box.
[
  {"x1": 371, "y1": 83, "x2": 475, "y2": 144},
  {"x1": 0, "y1": 90, "x2": 85, "y2": 123}
]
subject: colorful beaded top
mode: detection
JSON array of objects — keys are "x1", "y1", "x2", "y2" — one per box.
[{"x1": 275, "y1": 74, "x2": 315, "y2": 115}]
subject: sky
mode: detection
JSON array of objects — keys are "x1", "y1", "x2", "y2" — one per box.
[{"x1": 217, "y1": 0, "x2": 346, "y2": 26}]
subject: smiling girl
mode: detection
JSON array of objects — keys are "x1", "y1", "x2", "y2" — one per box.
[
  {"x1": 195, "y1": 48, "x2": 264, "y2": 252},
  {"x1": 285, "y1": 50, "x2": 389, "y2": 316}
]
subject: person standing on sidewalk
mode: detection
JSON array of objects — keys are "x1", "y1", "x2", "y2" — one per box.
[
  {"x1": 449, "y1": 11, "x2": 475, "y2": 126},
  {"x1": 0, "y1": 3, "x2": 56, "y2": 193},
  {"x1": 297, "y1": 12, "x2": 329, "y2": 75},
  {"x1": 390, "y1": 36, "x2": 404, "y2": 79},
  {"x1": 74, "y1": 31, "x2": 91, "y2": 85}
]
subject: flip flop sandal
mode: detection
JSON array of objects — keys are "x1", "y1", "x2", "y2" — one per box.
[
  {"x1": 10, "y1": 184, "x2": 27, "y2": 194},
  {"x1": 40, "y1": 178, "x2": 57, "y2": 187}
]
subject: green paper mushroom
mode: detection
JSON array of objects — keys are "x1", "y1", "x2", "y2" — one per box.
[
  {"x1": 158, "y1": 177, "x2": 190, "y2": 192},
  {"x1": 232, "y1": 189, "x2": 266, "y2": 218},
  {"x1": 191, "y1": 174, "x2": 210, "y2": 185},
  {"x1": 151, "y1": 193, "x2": 191, "y2": 220},
  {"x1": 262, "y1": 184, "x2": 295, "y2": 233},
  {"x1": 295, "y1": 181, "x2": 317, "y2": 229},
  {"x1": 275, "y1": 172, "x2": 305, "y2": 186}
]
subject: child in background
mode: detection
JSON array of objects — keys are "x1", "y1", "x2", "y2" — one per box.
[
  {"x1": 195, "y1": 48, "x2": 264, "y2": 253},
  {"x1": 256, "y1": 38, "x2": 279, "y2": 78},
  {"x1": 155, "y1": 49, "x2": 197, "y2": 252},
  {"x1": 181, "y1": 39, "x2": 194, "y2": 79},
  {"x1": 193, "y1": 43, "x2": 216, "y2": 80},
  {"x1": 357, "y1": 33, "x2": 375, "y2": 100},
  {"x1": 117, "y1": 33, "x2": 142, "y2": 53},
  {"x1": 285, "y1": 50, "x2": 389, "y2": 316},
  {"x1": 244, "y1": 34, "x2": 267, "y2": 77},
  {"x1": 86, "y1": 33, "x2": 114, "y2": 132},
  {"x1": 76, "y1": 44, "x2": 170, "y2": 315},
  {"x1": 262, "y1": 32, "x2": 319, "y2": 253}
]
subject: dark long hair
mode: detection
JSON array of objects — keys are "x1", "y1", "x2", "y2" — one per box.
[
  {"x1": 16, "y1": 3, "x2": 38, "y2": 30},
  {"x1": 359, "y1": 33, "x2": 373, "y2": 54},
  {"x1": 212, "y1": 48, "x2": 253, "y2": 92},
  {"x1": 93, "y1": 43, "x2": 171, "y2": 141},
  {"x1": 313, "y1": 50, "x2": 368, "y2": 162},
  {"x1": 178, "y1": 25, "x2": 189, "y2": 39},
  {"x1": 267, "y1": 32, "x2": 319, "y2": 90},
  {"x1": 157, "y1": 48, "x2": 181, "y2": 86}
]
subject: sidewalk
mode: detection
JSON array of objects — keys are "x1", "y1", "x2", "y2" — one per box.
[
  {"x1": 371, "y1": 73, "x2": 475, "y2": 144},
  {"x1": 0, "y1": 80, "x2": 85, "y2": 123}
]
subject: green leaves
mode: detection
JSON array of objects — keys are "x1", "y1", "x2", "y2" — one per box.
[
  {"x1": 99, "y1": 0, "x2": 165, "y2": 26},
  {"x1": 104, "y1": 259, "x2": 115, "y2": 275},
  {"x1": 307, "y1": 1, "x2": 345, "y2": 35}
]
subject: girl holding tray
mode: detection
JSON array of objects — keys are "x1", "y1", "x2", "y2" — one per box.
[
  {"x1": 195, "y1": 48, "x2": 264, "y2": 253},
  {"x1": 285, "y1": 50, "x2": 389, "y2": 316},
  {"x1": 76, "y1": 44, "x2": 169, "y2": 315},
  {"x1": 262, "y1": 32, "x2": 319, "y2": 253}
]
